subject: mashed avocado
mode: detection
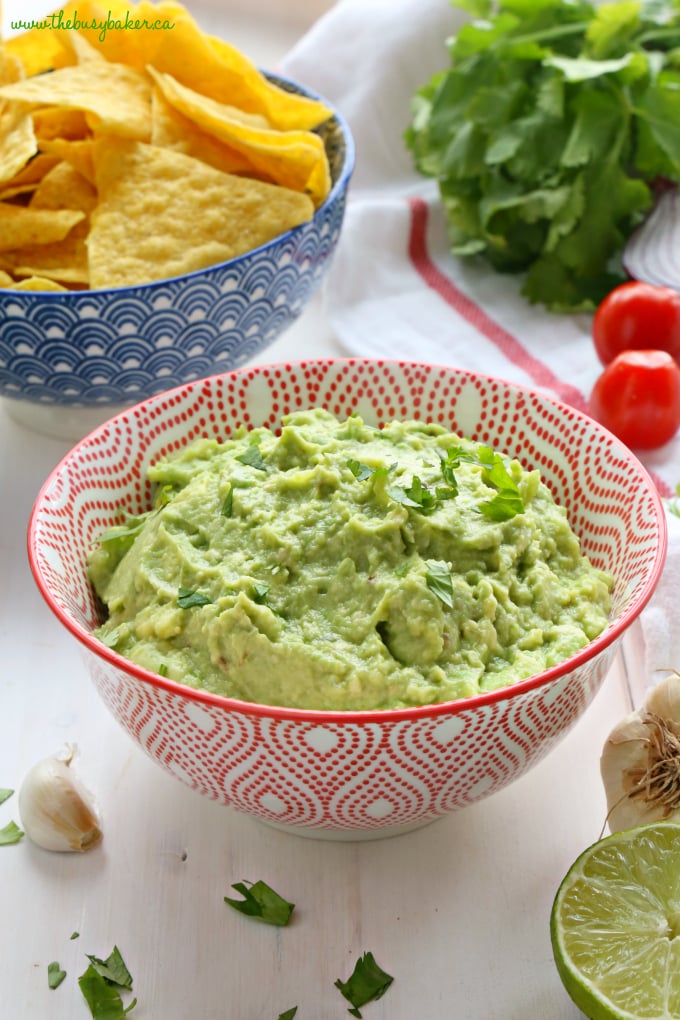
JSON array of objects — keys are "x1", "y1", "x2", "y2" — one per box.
[{"x1": 88, "y1": 409, "x2": 614, "y2": 711}]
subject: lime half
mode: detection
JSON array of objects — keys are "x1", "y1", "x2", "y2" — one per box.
[{"x1": 551, "y1": 822, "x2": 680, "y2": 1020}]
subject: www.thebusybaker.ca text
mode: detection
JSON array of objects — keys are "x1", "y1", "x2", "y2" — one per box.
[{"x1": 10, "y1": 8, "x2": 175, "y2": 43}]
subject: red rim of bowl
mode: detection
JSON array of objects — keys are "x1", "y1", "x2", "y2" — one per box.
[{"x1": 27, "y1": 357, "x2": 669, "y2": 724}]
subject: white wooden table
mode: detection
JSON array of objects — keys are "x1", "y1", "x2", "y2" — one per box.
[{"x1": 0, "y1": 5, "x2": 644, "y2": 1018}]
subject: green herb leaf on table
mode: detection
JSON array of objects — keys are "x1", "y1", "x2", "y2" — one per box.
[
  {"x1": 85, "y1": 946, "x2": 134, "y2": 991},
  {"x1": 224, "y1": 880, "x2": 295, "y2": 926},
  {"x1": 78, "y1": 947, "x2": 136, "y2": 1019},
  {"x1": 71, "y1": 931, "x2": 80, "y2": 940},
  {"x1": 0, "y1": 788, "x2": 13, "y2": 805},
  {"x1": 0, "y1": 820, "x2": 24, "y2": 845},
  {"x1": 47, "y1": 962, "x2": 67, "y2": 990},
  {"x1": 177, "y1": 586, "x2": 212, "y2": 609},
  {"x1": 277, "y1": 1009, "x2": 298, "y2": 1020},
  {"x1": 334, "y1": 951, "x2": 394, "y2": 1018},
  {"x1": 78, "y1": 965, "x2": 137, "y2": 1019}
]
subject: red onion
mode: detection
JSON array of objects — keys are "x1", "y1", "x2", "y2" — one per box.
[{"x1": 623, "y1": 186, "x2": 680, "y2": 291}]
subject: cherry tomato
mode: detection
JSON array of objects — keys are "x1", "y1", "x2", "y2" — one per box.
[
  {"x1": 589, "y1": 349, "x2": 680, "y2": 450},
  {"x1": 593, "y1": 281, "x2": 680, "y2": 365}
]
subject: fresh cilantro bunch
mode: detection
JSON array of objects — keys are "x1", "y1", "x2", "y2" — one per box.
[{"x1": 405, "y1": 0, "x2": 680, "y2": 310}]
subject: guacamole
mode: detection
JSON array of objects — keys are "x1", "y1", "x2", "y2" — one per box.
[{"x1": 88, "y1": 409, "x2": 614, "y2": 711}]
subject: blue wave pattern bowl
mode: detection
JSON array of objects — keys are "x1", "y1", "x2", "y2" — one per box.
[{"x1": 0, "y1": 74, "x2": 354, "y2": 435}]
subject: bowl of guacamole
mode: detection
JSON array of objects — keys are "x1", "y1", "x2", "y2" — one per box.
[
  {"x1": 28, "y1": 359, "x2": 667, "y2": 837},
  {"x1": 87, "y1": 408, "x2": 615, "y2": 712}
]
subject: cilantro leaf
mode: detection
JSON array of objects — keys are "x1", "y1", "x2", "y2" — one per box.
[
  {"x1": 85, "y1": 947, "x2": 134, "y2": 991},
  {"x1": 334, "y1": 951, "x2": 394, "y2": 1018},
  {"x1": 78, "y1": 964, "x2": 137, "y2": 1019},
  {"x1": 177, "y1": 586, "x2": 212, "y2": 609},
  {"x1": 0, "y1": 820, "x2": 24, "y2": 845},
  {"x1": 347, "y1": 459, "x2": 374, "y2": 481},
  {"x1": 224, "y1": 880, "x2": 295, "y2": 926},
  {"x1": 221, "y1": 487, "x2": 233, "y2": 517},
  {"x1": 48, "y1": 962, "x2": 67, "y2": 990},
  {"x1": 236, "y1": 443, "x2": 267, "y2": 472},
  {"x1": 406, "y1": 0, "x2": 680, "y2": 310},
  {"x1": 250, "y1": 583, "x2": 270, "y2": 606},
  {"x1": 0, "y1": 788, "x2": 13, "y2": 805},
  {"x1": 426, "y1": 560, "x2": 454, "y2": 608},
  {"x1": 278, "y1": 1010, "x2": 298, "y2": 1020}
]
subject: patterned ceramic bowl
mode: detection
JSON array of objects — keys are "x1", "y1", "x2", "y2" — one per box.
[
  {"x1": 0, "y1": 74, "x2": 354, "y2": 440},
  {"x1": 28, "y1": 359, "x2": 666, "y2": 840}
]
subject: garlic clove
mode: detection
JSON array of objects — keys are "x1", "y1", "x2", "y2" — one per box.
[
  {"x1": 600, "y1": 669, "x2": 680, "y2": 833},
  {"x1": 18, "y1": 745, "x2": 102, "y2": 852}
]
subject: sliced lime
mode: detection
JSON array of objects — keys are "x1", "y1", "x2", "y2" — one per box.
[{"x1": 551, "y1": 822, "x2": 680, "y2": 1020}]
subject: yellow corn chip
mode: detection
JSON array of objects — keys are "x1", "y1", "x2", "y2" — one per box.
[
  {"x1": 87, "y1": 137, "x2": 314, "y2": 288},
  {"x1": 32, "y1": 107, "x2": 90, "y2": 142},
  {"x1": 30, "y1": 161, "x2": 98, "y2": 214},
  {"x1": 150, "y1": 86, "x2": 266, "y2": 180},
  {"x1": 148, "y1": 67, "x2": 331, "y2": 206},
  {"x1": 39, "y1": 138, "x2": 96, "y2": 184},
  {"x1": 0, "y1": 46, "x2": 25, "y2": 86},
  {"x1": 0, "y1": 270, "x2": 15, "y2": 286},
  {"x1": 0, "y1": 203, "x2": 85, "y2": 252},
  {"x1": 3, "y1": 275, "x2": 69, "y2": 291},
  {"x1": 0, "y1": 153, "x2": 61, "y2": 200},
  {"x1": 61, "y1": 31, "x2": 107, "y2": 65},
  {"x1": 0, "y1": 105, "x2": 37, "y2": 186},
  {"x1": 0, "y1": 63, "x2": 152, "y2": 141},
  {"x1": 58, "y1": 0, "x2": 331, "y2": 131}
]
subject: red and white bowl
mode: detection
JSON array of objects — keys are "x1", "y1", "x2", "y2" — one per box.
[{"x1": 28, "y1": 359, "x2": 667, "y2": 839}]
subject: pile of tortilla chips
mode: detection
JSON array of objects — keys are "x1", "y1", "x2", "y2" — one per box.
[{"x1": 0, "y1": 0, "x2": 333, "y2": 291}]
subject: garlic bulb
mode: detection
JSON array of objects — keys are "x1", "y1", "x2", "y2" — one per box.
[
  {"x1": 18, "y1": 745, "x2": 102, "y2": 852},
  {"x1": 601, "y1": 669, "x2": 680, "y2": 833}
]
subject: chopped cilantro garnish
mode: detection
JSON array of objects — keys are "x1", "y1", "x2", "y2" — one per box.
[
  {"x1": 347, "y1": 459, "x2": 374, "y2": 481},
  {"x1": 335, "y1": 951, "x2": 394, "y2": 1018},
  {"x1": 425, "y1": 561, "x2": 454, "y2": 608},
  {"x1": 78, "y1": 965, "x2": 137, "y2": 1019},
  {"x1": 251, "y1": 583, "x2": 270, "y2": 606},
  {"x1": 236, "y1": 443, "x2": 267, "y2": 472},
  {"x1": 86, "y1": 947, "x2": 134, "y2": 991},
  {"x1": 278, "y1": 1010, "x2": 298, "y2": 1020},
  {"x1": 221, "y1": 487, "x2": 234, "y2": 517},
  {"x1": 0, "y1": 788, "x2": 13, "y2": 805},
  {"x1": 48, "y1": 962, "x2": 67, "y2": 990},
  {"x1": 177, "y1": 586, "x2": 212, "y2": 609},
  {"x1": 78, "y1": 947, "x2": 136, "y2": 1019},
  {"x1": 0, "y1": 820, "x2": 24, "y2": 845},
  {"x1": 224, "y1": 880, "x2": 295, "y2": 927},
  {"x1": 71, "y1": 932, "x2": 80, "y2": 940}
]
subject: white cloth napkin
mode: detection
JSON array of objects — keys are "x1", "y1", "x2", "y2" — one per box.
[{"x1": 281, "y1": 0, "x2": 680, "y2": 694}]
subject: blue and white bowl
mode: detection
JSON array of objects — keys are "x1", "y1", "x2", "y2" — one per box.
[{"x1": 0, "y1": 73, "x2": 354, "y2": 439}]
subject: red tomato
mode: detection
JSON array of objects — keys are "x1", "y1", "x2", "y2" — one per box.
[
  {"x1": 589, "y1": 349, "x2": 680, "y2": 450},
  {"x1": 593, "y1": 281, "x2": 680, "y2": 365}
]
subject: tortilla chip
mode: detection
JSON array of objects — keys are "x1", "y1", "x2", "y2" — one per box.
[
  {"x1": 29, "y1": 161, "x2": 98, "y2": 214},
  {"x1": 0, "y1": 153, "x2": 61, "y2": 200},
  {"x1": 150, "y1": 86, "x2": 266, "y2": 179},
  {"x1": 0, "y1": 203, "x2": 84, "y2": 252},
  {"x1": 2, "y1": 275, "x2": 69, "y2": 291},
  {"x1": 0, "y1": 47, "x2": 25, "y2": 87},
  {"x1": 0, "y1": 63, "x2": 152, "y2": 141},
  {"x1": 60, "y1": 0, "x2": 331, "y2": 131},
  {"x1": 87, "y1": 137, "x2": 314, "y2": 288},
  {"x1": 148, "y1": 67, "x2": 331, "y2": 206},
  {"x1": 0, "y1": 270, "x2": 15, "y2": 286},
  {"x1": 32, "y1": 107, "x2": 90, "y2": 142},
  {"x1": 61, "y1": 31, "x2": 107, "y2": 65},
  {"x1": 39, "y1": 138, "x2": 96, "y2": 184},
  {"x1": 0, "y1": 105, "x2": 37, "y2": 186}
]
